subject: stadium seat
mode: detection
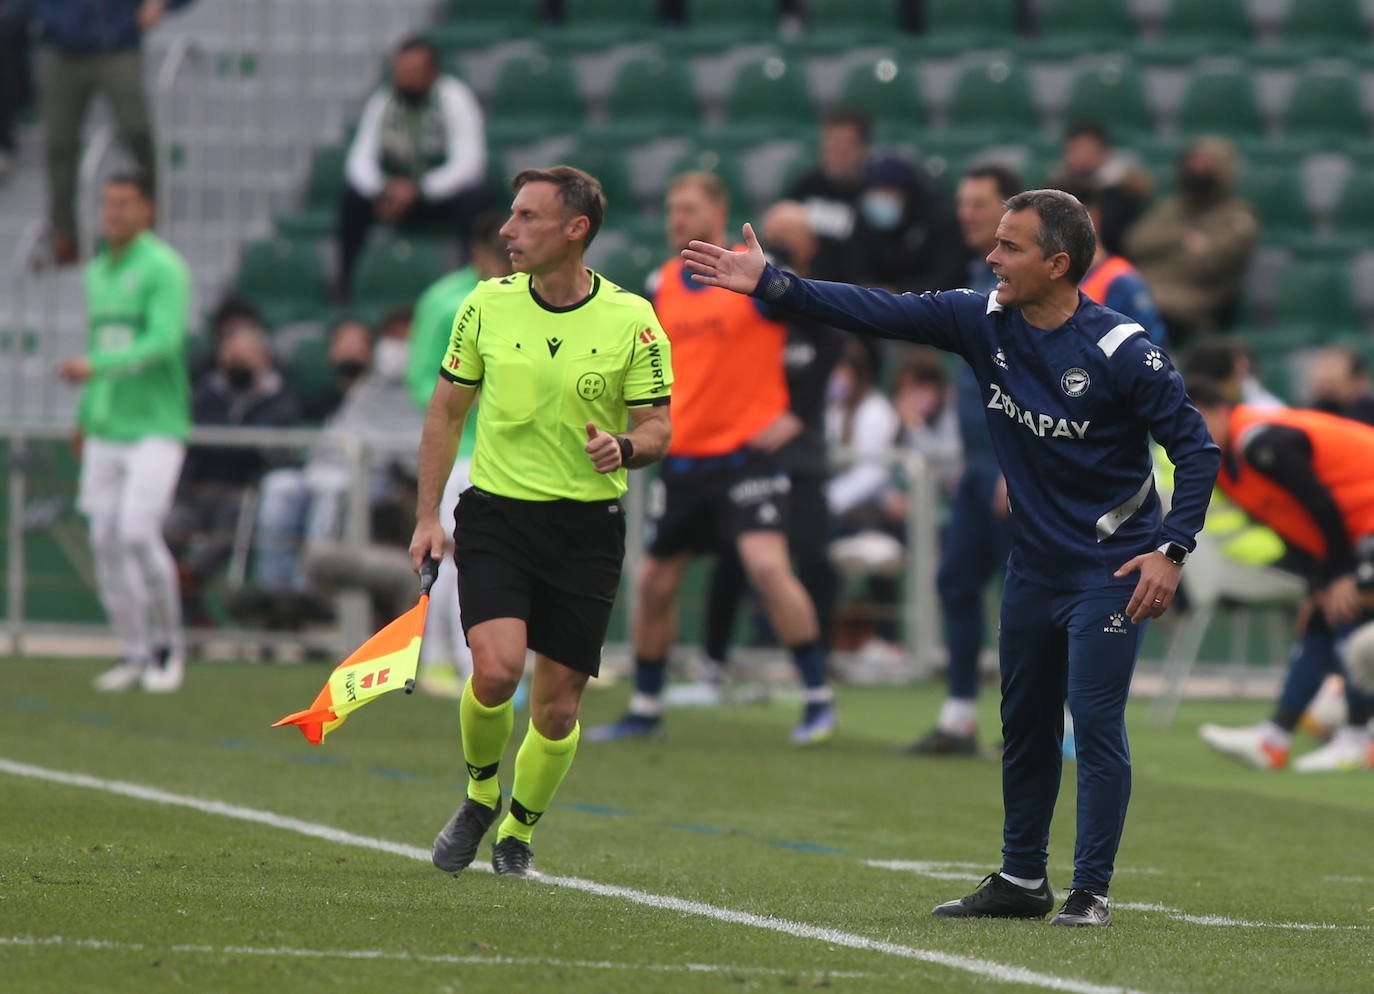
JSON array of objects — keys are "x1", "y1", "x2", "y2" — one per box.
[
  {"x1": 1060, "y1": 60, "x2": 1153, "y2": 141},
  {"x1": 593, "y1": 54, "x2": 699, "y2": 142},
  {"x1": 833, "y1": 58, "x2": 926, "y2": 132},
  {"x1": 430, "y1": 0, "x2": 541, "y2": 50},
  {"x1": 1271, "y1": 261, "x2": 1360, "y2": 334},
  {"x1": 1281, "y1": 71, "x2": 1368, "y2": 143},
  {"x1": 1138, "y1": 0, "x2": 1252, "y2": 63},
  {"x1": 1328, "y1": 169, "x2": 1374, "y2": 244},
  {"x1": 547, "y1": 0, "x2": 661, "y2": 46},
  {"x1": 1280, "y1": 0, "x2": 1368, "y2": 54},
  {"x1": 1032, "y1": 0, "x2": 1135, "y2": 57},
  {"x1": 943, "y1": 57, "x2": 1038, "y2": 141},
  {"x1": 593, "y1": 241, "x2": 661, "y2": 296},
  {"x1": 915, "y1": 0, "x2": 1017, "y2": 54},
  {"x1": 1235, "y1": 163, "x2": 1310, "y2": 249},
  {"x1": 562, "y1": 141, "x2": 640, "y2": 217},
  {"x1": 284, "y1": 334, "x2": 338, "y2": 417},
  {"x1": 676, "y1": 0, "x2": 780, "y2": 51},
  {"x1": 275, "y1": 145, "x2": 348, "y2": 239},
  {"x1": 350, "y1": 236, "x2": 448, "y2": 324},
  {"x1": 719, "y1": 57, "x2": 814, "y2": 141},
  {"x1": 233, "y1": 237, "x2": 332, "y2": 327},
  {"x1": 1174, "y1": 69, "x2": 1264, "y2": 140},
  {"x1": 484, "y1": 53, "x2": 584, "y2": 145},
  {"x1": 665, "y1": 147, "x2": 750, "y2": 209},
  {"x1": 798, "y1": 0, "x2": 900, "y2": 50}
]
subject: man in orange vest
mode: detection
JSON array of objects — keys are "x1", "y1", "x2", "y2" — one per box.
[
  {"x1": 587, "y1": 171, "x2": 836, "y2": 745},
  {"x1": 1188, "y1": 377, "x2": 1374, "y2": 771}
]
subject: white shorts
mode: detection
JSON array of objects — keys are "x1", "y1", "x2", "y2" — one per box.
[{"x1": 77, "y1": 436, "x2": 186, "y2": 519}]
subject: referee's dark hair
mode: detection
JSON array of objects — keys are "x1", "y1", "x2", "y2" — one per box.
[
  {"x1": 512, "y1": 165, "x2": 607, "y2": 248},
  {"x1": 1003, "y1": 189, "x2": 1097, "y2": 286},
  {"x1": 106, "y1": 170, "x2": 154, "y2": 203}
]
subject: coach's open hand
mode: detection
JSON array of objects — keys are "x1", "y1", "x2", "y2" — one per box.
[
  {"x1": 585, "y1": 421, "x2": 622, "y2": 474},
  {"x1": 681, "y1": 222, "x2": 767, "y2": 295}
]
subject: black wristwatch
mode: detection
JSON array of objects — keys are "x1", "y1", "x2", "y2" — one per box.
[
  {"x1": 1157, "y1": 541, "x2": 1188, "y2": 566},
  {"x1": 616, "y1": 435, "x2": 634, "y2": 465}
]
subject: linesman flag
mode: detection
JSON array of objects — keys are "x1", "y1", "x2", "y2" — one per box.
[{"x1": 273, "y1": 558, "x2": 439, "y2": 744}]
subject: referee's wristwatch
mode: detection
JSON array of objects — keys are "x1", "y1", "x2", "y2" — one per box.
[
  {"x1": 615, "y1": 435, "x2": 634, "y2": 466},
  {"x1": 1157, "y1": 541, "x2": 1188, "y2": 566}
]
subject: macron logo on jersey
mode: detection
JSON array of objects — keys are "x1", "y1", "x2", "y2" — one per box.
[{"x1": 987, "y1": 383, "x2": 1090, "y2": 440}]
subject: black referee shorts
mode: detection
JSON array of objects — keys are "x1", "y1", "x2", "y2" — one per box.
[{"x1": 453, "y1": 486, "x2": 626, "y2": 677}]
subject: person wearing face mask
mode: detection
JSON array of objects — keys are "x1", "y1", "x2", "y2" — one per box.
[
  {"x1": 336, "y1": 36, "x2": 488, "y2": 300},
  {"x1": 1124, "y1": 136, "x2": 1257, "y2": 349},
  {"x1": 297, "y1": 317, "x2": 374, "y2": 423},
  {"x1": 852, "y1": 157, "x2": 966, "y2": 295},
  {"x1": 165, "y1": 319, "x2": 299, "y2": 630}
]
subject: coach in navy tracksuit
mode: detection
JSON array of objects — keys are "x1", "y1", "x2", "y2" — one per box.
[{"x1": 683, "y1": 189, "x2": 1219, "y2": 927}]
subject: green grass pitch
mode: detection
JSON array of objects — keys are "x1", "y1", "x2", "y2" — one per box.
[{"x1": 1, "y1": 656, "x2": 1369, "y2": 993}]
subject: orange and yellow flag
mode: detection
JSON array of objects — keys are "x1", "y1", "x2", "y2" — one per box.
[{"x1": 273, "y1": 559, "x2": 436, "y2": 744}]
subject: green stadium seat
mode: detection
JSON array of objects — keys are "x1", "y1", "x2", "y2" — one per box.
[
  {"x1": 915, "y1": 0, "x2": 1017, "y2": 54},
  {"x1": 833, "y1": 58, "x2": 926, "y2": 132},
  {"x1": 677, "y1": 0, "x2": 780, "y2": 51},
  {"x1": 1329, "y1": 169, "x2": 1374, "y2": 243},
  {"x1": 276, "y1": 145, "x2": 347, "y2": 239},
  {"x1": 665, "y1": 147, "x2": 750, "y2": 209},
  {"x1": 1235, "y1": 164, "x2": 1310, "y2": 249},
  {"x1": 594, "y1": 241, "x2": 662, "y2": 296},
  {"x1": 484, "y1": 53, "x2": 584, "y2": 145},
  {"x1": 1281, "y1": 0, "x2": 1368, "y2": 53},
  {"x1": 562, "y1": 142, "x2": 639, "y2": 218},
  {"x1": 1061, "y1": 60, "x2": 1153, "y2": 141},
  {"x1": 350, "y1": 235, "x2": 448, "y2": 323},
  {"x1": 797, "y1": 0, "x2": 900, "y2": 50},
  {"x1": 285, "y1": 335, "x2": 337, "y2": 419},
  {"x1": 431, "y1": 0, "x2": 541, "y2": 51},
  {"x1": 593, "y1": 54, "x2": 699, "y2": 142},
  {"x1": 718, "y1": 57, "x2": 814, "y2": 141},
  {"x1": 1174, "y1": 70, "x2": 1264, "y2": 140},
  {"x1": 1032, "y1": 0, "x2": 1135, "y2": 58},
  {"x1": 233, "y1": 237, "x2": 332, "y2": 326},
  {"x1": 547, "y1": 0, "x2": 661, "y2": 46},
  {"x1": 1137, "y1": 0, "x2": 1252, "y2": 63},
  {"x1": 1282, "y1": 71, "x2": 1369, "y2": 143},
  {"x1": 1271, "y1": 261, "x2": 1360, "y2": 333},
  {"x1": 944, "y1": 57, "x2": 1038, "y2": 141}
]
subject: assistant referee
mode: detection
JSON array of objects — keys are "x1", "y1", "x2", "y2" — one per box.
[{"x1": 411, "y1": 165, "x2": 674, "y2": 878}]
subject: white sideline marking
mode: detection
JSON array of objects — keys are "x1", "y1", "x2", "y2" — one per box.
[
  {"x1": 867, "y1": 860, "x2": 1164, "y2": 881},
  {"x1": 0, "y1": 757, "x2": 1156, "y2": 994},
  {"x1": 0, "y1": 936, "x2": 870, "y2": 977},
  {"x1": 1323, "y1": 875, "x2": 1374, "y2": 884}
]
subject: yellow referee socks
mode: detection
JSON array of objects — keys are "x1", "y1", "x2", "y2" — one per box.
[
  {"x1": 498, "y1": 720, "x2": 580, "y2": 844},
  {"x1": 460, "y1": 678, "x2": 514, "y2": 809}
]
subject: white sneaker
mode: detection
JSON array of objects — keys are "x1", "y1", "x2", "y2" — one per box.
[
  {"x1": 1293, "y1": 726, "x2": 1372, "y2": 772},
  {"x1": 1199, "y1": 722, "x2": 1290, "y2": 770},
  {"x1": 662, "y1": 680, "x2": 725, "y2": 708},
  {"x1": 93, "y1": 659, "x2": 146, "y2": 692},
  {"x1": 140, "y1": 650, "x2": 185, "y2": 693}
]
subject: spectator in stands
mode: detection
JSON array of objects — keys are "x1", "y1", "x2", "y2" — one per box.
[
  {"x1": 193, "y1": 295, "x2": 267, "y2": 379},
  {"x1": 1046, "y1": 122, "x2": 1152, "y2": 257},
  {"x1": 296, "y1": 316, "x2": 373, "y2": 423},
  {"x1": 899, "y1": 163, "x2": 1021, "y2": 756},
  {"x1": 1183, "y1": 337, "x2": 1284, "y2": 409},
  {"x1": 35, "y1": 0, "x2": 193, "y2": 264},
  {"x1": 337, "y1": 36, "x2": 487, "y2": 300},
  {"x1": 889, "y1": 346, "x2": 960, "y2": 499},
  {"x1": 245, "y1": 308, "x2": 421, "y2": 628},
  {"x1": 1304, "y1": 346, "x2": 1374, "y2": 426},
  {"x1": 824, "y1": 339, "x2": 904, "y2": 669},
  {"x1": 1125, "y1": 137, "x2": 1257, "y2": 348},
  {"x1": 165, "y1": 320, "x2": 298, "y2": 625},
  {"x1": 789, "y1": 108, "x2": 962, "y2": 289},
  {"x1": 0, "y1": 0, "x2": 32, "y2": 181}
]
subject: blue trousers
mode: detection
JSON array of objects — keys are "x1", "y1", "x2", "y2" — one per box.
[
  {"x1": 937, "y1": 460, "x2": 1012, "y2": 700},
  {"x1": 999, "y1": 574, "x2": 1145, "y2": 895},
  {"x1": 1278, "y1": 614, "x2": 1374, "y2": 727}
]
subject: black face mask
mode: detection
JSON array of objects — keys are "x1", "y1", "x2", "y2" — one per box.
[
  {"x1": 1312, "y1": 398, "x2": 1346, "y2": 417},
  {"x1": 1178, "y1": 169, "x2": 1221, "y2": 201},
  {"x1": 334, "y1": 359, "x2": 367, "y2": 380},
  {"x1": 395, "y1": 86, "x2": 427, "y2": 108},
  {"x1": 225, "y1": 365, "x2": 255, "y2": 391}
]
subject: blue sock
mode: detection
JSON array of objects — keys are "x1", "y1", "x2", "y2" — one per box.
[
  {"x1": 1275, "y1": 629, "x2": 1336, "y2": 730},
  {"x1": 790, "y1": 640, "x2": 828, "y2": 692},
  {"x1": 634, "y1": 656, "x2": 667, "y2": 698}
]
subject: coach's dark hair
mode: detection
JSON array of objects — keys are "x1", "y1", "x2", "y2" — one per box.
[
  {"x1": 106, "y1": 170, "x2": 154, "y2": 202},
  {"x1": 396, "y1": 35, "x2": 438, "y2": 66},
  {"x1": 1003, "y1": 189, "x2": 1097, "y2": 285},
  {"x1": 1184, "y1": 376, "x2": 1233, "y2": 410},
  {"x1": 824, "y1": 107, "x2": 872, "y2": 144},
  {"x1": 961, "y1": 162, "x2": 1023, "y2": 202},
  {"x1": 512, "y1": 165, "x2": 607, "y2": 248}
]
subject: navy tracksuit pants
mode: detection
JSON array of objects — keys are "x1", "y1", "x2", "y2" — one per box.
[{"x1": 998, "y1": 572, "x2": 1146, "y2": 895}]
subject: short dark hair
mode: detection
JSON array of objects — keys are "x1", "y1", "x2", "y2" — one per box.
[
  {"x1": 1184, "y1": 376, "x2": 1232, "y2": 410},
  {"x1": 1051, "y1": 176, "x2": 1100, "y2": 211},
  {"x1": 469, "y1": 210, "x2": 507, "y2": 254},
  {"x1": 1183, "y1": 338, "x2": 1246, "y2": 380},
  {"x1": 668, "y1": 169, "x2": 730, "y2": 209},
  {"x1": 512, "y1": 165, "x2": 607, "y2": 248},
  {"x1": 897, "y1": 347, "x2": 947, "y2": 388},
  {"x1": 1002, "y1": 188, "x2": 1097, "y2": 285},
  {"x1": 961, "y1": 163, "x2": 1023, "y2": 202},
  {"x1": 824, "y1": 107, "x2": 872, "y2": 144},
  {"x1": 396, "y1": 35, "x2": 438, "y2": 66},
  {"x1": 1065, "y1": 120, "x2": 1110, "y2": 145},
  {"x1": 106, "y1": 170, "x2": 154, "y2": 202},
  {"x1": 209, "y1": 295, "x2": 264, "y2": 338}
]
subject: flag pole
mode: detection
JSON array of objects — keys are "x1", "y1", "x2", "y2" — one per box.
[{"x1": 404, "y1": 555, "x2": 440, "y2": 696}]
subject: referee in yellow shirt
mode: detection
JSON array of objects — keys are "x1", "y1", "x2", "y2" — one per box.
[{"x1": 411, "y1": 165, "x2": 674, "y2": 878}]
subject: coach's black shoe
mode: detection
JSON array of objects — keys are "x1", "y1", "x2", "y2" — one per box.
[
  {"x1": 491, "y1": 836, "x2": 536, "y2": 878},
  {"x1": 897, "y1": 726, "x2": 978, "y2": 756},
  {"x1": 432, "y1": 797, "x2": 502, "y2": 872},
  {"x1": 1049, "y1": 888, "x2": 1112, "y2": 927},
  {"x1": 932, "y1": 873, "x2": 1055, "y2": 919}
]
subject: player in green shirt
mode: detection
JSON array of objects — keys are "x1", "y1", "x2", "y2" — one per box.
[
  {"x1": 58, "y1": 173, "x2": 192, "y2": 694},
  {"x1": 407, "y1": 212, "x2": 511, "y2": 699},
  {"x1": 411, "y1": 165, "x2": 673, "y2": 878}
]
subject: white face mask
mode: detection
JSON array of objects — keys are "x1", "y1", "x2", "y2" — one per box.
[
  {"x1": 860, "y1": 191, "x2": 904, "y2": 231},
  {"x1": 372, "y1": 337, "x2": 409, "y2": 381}
]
